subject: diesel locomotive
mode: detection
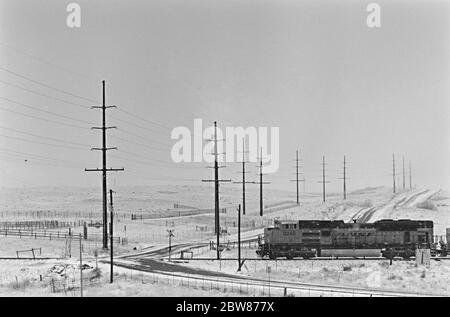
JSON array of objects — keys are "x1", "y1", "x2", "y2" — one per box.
[{"x1": 256, "y1": 219, "x2": 440, "y2": 259}]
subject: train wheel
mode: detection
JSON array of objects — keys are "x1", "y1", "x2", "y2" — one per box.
[{"x1": 269, "y1": 251, "x2": 277, "y2": 260}]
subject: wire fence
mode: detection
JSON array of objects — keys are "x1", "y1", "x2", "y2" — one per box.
[
  {"x1": 0, "y1": 210, "x2": 130, "y2": 221},
  {"x1": 0, "y1": 220, "x2": 82, "y2": 230},
  {"x1": 0, "y1": 228, "x2": 124, "y2": 244}
]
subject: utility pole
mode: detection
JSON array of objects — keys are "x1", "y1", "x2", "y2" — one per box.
[
  {"x1": 318, "y1": 156, "x2": 330, "y2": 202},
  {"x1": 79, "y1": 236, "x2": 83, "y2": 297},
  {"x1": 409, "y1": 160, "x2": 412, "y2": 189},
  {"x1": 290, "y1": 149, "x2": 304, "y2": 205},
  {"x1": 337, "y1": 155, "x2": 348, "y2": 200},
  {"x1": 167, "y1": 228, "x2": 175, "y2": 262},
  {"x1": 402, "y1": 155, "x2": 406, "y2": 190},
  {"x1": 233, "y1": 139, "x2": 255, "y2": 216},
  {"x1": 237, "y1": 204, "x2": 242, "y2": 272},
  {"x1": 85, "y1": 80, "x2": 124, "y2": 250},
  {"x1": 255, "y1": 148, "x2": 270, "y2": 216},
  {"x1": 392, "y1": 154, "x2": 396, "y2": 194},
  {"x1": 343, "y1": 155, "x2": 347, "y2": 200},
  {"x1": 109, "y1": 189, "x2": 114, "y2": 283},
  {"x1": 201, "y1": 121, "x2": 231, "y2": 260}
]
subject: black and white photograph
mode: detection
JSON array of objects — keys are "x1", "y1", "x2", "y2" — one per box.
[{"x1": 0, "y1": 0, "x2": 449, "y2": 301}]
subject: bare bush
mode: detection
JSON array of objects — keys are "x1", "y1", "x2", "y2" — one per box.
[
  {"x1": 416, "y1": 200, "x2": 437, "y2": 211},
  {"x1": 8, "y1": 277, "x2": 31, "y2": 290},
  {"x1": 358, "y1": 199, "x2": 373, "y2": 208}
]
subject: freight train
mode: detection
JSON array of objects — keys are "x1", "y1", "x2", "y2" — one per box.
[{"x1": 256, "y1": 219, "x2": 447, "y2": 259}]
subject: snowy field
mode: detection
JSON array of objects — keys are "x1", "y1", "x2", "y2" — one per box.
[
  {"x1": 178, "y1": 246, "x2": 450, "y2": 296},
  {"x1": 0, "y1": 185, "x2": 449, "y2": 296},
  {"x1": 0, "y1": 258, "x2": 248, "y2": 297}
]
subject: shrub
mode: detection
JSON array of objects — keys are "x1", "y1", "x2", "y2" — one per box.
[
  {"x1": 358, "y1": 199, "x2": 372, "y2": 208},
  {"x1": 8, "y1": 278, "x2": 31, "y2": 290},
  {"x1": 416, "y1": 200, "x2": 437, "y2": 211}
]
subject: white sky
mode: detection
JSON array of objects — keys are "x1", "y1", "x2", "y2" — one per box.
[{"x1": 0, "y1": 0, "x2": 449, "y2": 193}]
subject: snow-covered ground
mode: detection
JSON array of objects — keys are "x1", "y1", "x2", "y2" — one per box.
[
  {"x1": 0, "y1": 185, "x2": 449, "y2": 296},
  {"x1": 0, "y1": 258, "x2": 248, "y2": 297},
  {"x1": 178, "y1": 247, "x2": 450, "y2": 296}
]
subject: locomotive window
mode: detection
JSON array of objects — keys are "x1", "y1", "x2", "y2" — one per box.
[{"x1": 404, "y1": 232, "x2": 410, "y2": 243}]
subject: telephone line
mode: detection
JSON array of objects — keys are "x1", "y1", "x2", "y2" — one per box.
[
  {"x1": 0, "y1": 126, "x2": 90, "y2": 147},
  {"x1": 0, "y1": 79, "x2": 90, "y2": 110},
  {"x1": 0, "y1": 66, "x2": 98, "y2": 103},
  {"x1": 0, "y1": 96, "x2": 93, "y2": 124}
]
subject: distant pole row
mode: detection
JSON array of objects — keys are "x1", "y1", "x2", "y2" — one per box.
[{"x1": 392, "y1": 153, "x2": 413, "y2": 194}]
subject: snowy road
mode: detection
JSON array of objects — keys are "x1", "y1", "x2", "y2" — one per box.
[{"x1": 347, "y1": 189, "x2": 439, "y2": 223}]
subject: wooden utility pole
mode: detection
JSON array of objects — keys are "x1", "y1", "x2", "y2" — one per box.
[
  {"x1": 342, "y1": 155, "x2": 347, "y2": 200},
  {"x1": 409, "y1": 160, "x2": 412, "y2": 189},
  {"x1": 402, "y1": 155, "x2": 406, "y2": 190},
  {"x1": 167, "y1": 229, "x2": 175, "y2": 261},
  {"x1": 109, "y1": 189, "x2": 114, "y2": 283},
  {"x1": 237, "y1": 204, "x2": 242, "y2": 272},
  {"x1": 79, "y1": 236, "x2": 83, "y2": 297},
  {"x1": 295, "y1": 150, "x2": 300, "y2": 204},
  {"x1": 85, "y1": 80, "x2": 124, "y2": 250},
  {"x1": 290, "y1": 150, "x2": 304, "y2": 205},
  {"x1": 318, "y1": 156, "x2": 330, "y2": 202},
  {"x1": 255, "y1": 148, "x2": 270, "y2": 216},
  {"x1": 392, "y1": 154, "x2": 396, "y2": 194},
  {"x1": 233, "y1": 139, "x2": 254, "y2": 216},
  {"x1": 201, "y1": 121, "x2": 231, "y2": 260}
]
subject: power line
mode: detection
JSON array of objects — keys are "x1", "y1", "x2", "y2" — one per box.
[
  {"x1": 109, "y1": 114, "x2": 170, "y2": 137},
  {"x1": 0, "y1": 79, "x2": 88, "y2": 110},
  {"x1": 0, "y1": 126, "x2": 90, "y2": 148},
  {"x1": 0, "y1": 66, "x2": 98, "y2": 103},
  {"x1": 0, "y1": 148, "x2": 89, "y2": 166},
  {"x1": 0, "y1": 96, "x2": 93, "y2": 125},
  {"x1": 111, "y1": 153, "x2": 205, "y2": 170},
  {"x1": 0, "y1": 153, "x2": 85, "y2": 169},
  {"x1": 109, "y1": 135, "x2": 169, "y2": 153},
  {"x1": 116, "y1": 108, "x2": 172, "y2": 132},
  {"x1": 0, "y1": 41, "x2": 96, "y2": 80},
  {"x1": 0, "y1": 106, "x2": 89, "y2": 130},
  {"x1": 0, "y1": 133, "x2": 86, "y2": 151},
  {"x1": 116, "y1": 129, "x2": 173, "y2": 149}
]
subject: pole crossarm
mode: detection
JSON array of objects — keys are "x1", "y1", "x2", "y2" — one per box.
[
  {"x1": 90, "y1": 147, "x2": 118, "y2": 151},
  {"x1": 91, "y1": 126, "x2": 117, "y2": 130},
  {"x1": 91, "y1": 105, "x2": 117, "y2": 109},
  {"x1": 85, "y1": 168, "x2": 125, "y2": 172}
]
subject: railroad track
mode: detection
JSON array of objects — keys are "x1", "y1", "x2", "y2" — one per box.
[
  {"x1": 351, "y1": 189, "x2": 435, "y2": 223},
  {"x1": 108, "y1": 259, "x2": 437, "y2": 297},
  {"x1": 169, "y1": 256, "x2": 450, "y2": 261}
]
